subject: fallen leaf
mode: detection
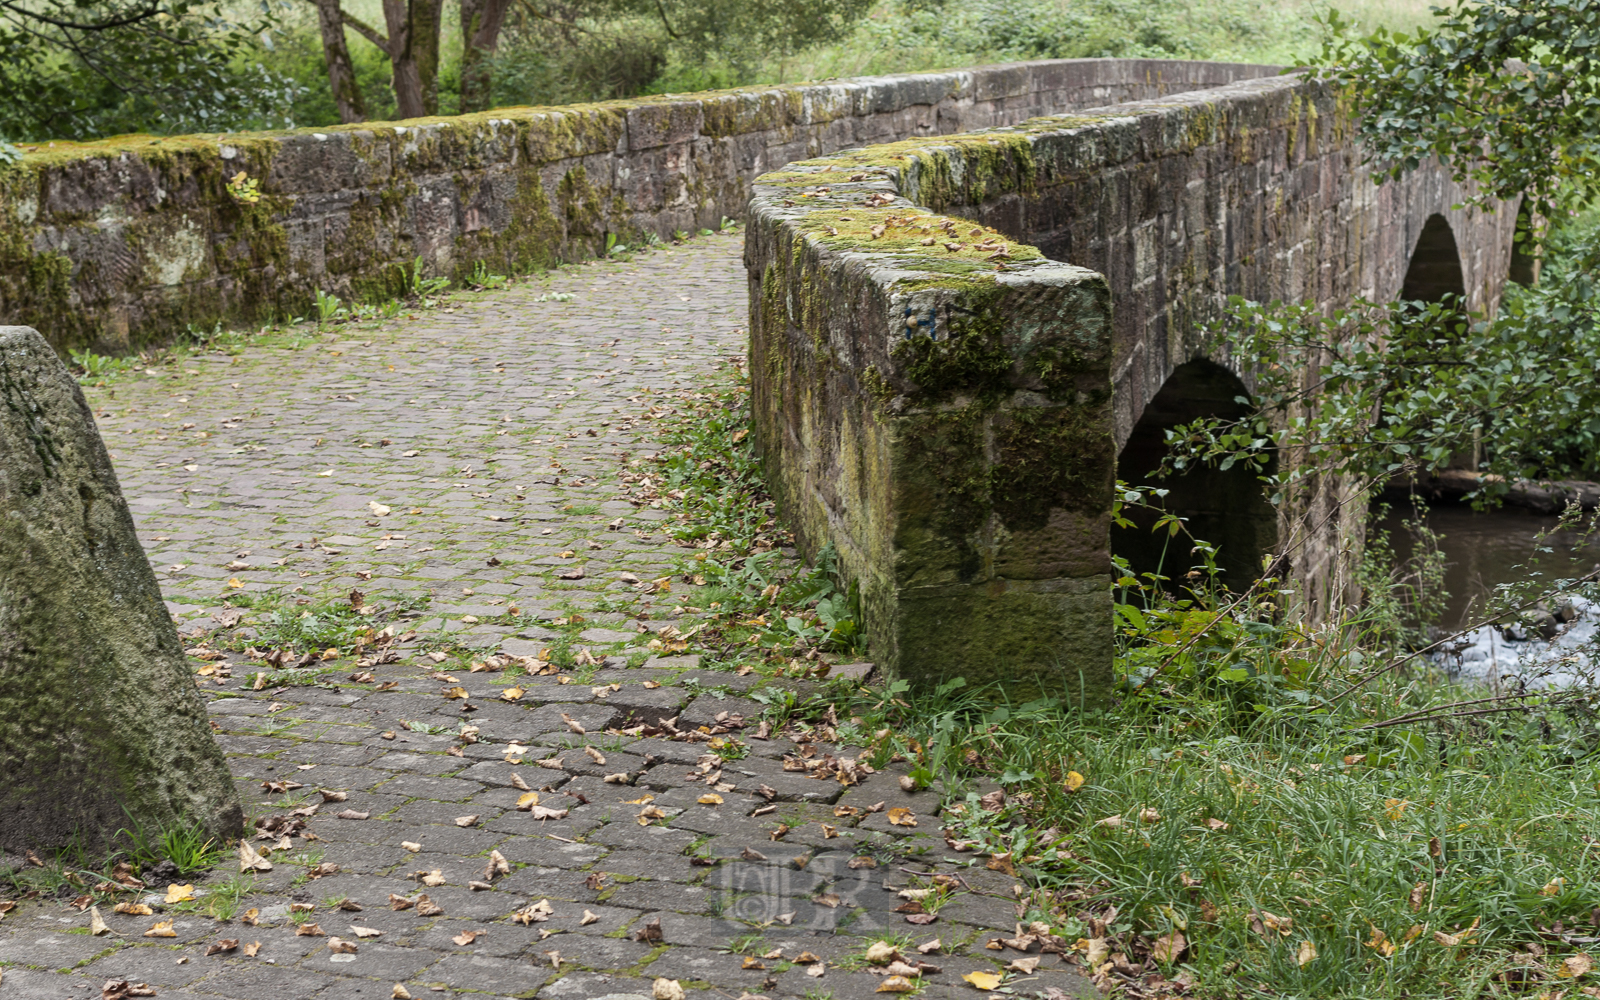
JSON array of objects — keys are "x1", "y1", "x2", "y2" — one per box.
[
  {"x1": 351, "y1": 926, "x2": 383, "y2": 938},
  {"x1": 389, "y1": 894, "x2": 415, "y2": 911},
  {"x1": 916, "y1": 938, "x2": 942, "y2": 955},
  {"x1": 1297, "y1": 939, "x2": 1317, "y2": 967},
  {"x1": 1385, "y1": 798, "x2": 1410, "y2": 821},
  {"x1": 1063, "y1": 771, "x2": 1086, "y2": 792},
  {"x1": 634, "y1": 917, "x2": 664, "y2": 943},
  {"x1": 1151, "y1": 931, "x2": 1186, "y2": 964},
  {"x1": 653, "y1": 979, "x2": 685, "y2": 1000},
  {"x1": 455, "y1": 815, "x2": 479, "y2": 828},
  {"x1": 452, "y1": 930, "x2": 481, "y2": 946},
  {"x1": 414, "y1": 896, "x2": 444, "y2": 917},
  {"x1": 1410, "y1": 881, "x2": 1426, "y2": 911},
  {"x1": 1139, "y1": 807, "x2": 1162, "y2": 824},
  {"x1": 865, "y1": 941, "x2": 900, "y2": 965},
  {"x1": 814, "y1": 893, "x2": 841, "y2": 908},
  {"x1": 297, "y1": 923, "x2": 326, "y2": 937},
  {"x1": 402, "y1": 841, "x2": 422, "y2": 852},
  {"x1": 887, "y1": 807, "x2": 917, "y2": 827},
  {"x1": 501, "y1": 687, "x2": 524, "y2": 702},
  {"x1": 585, "y1": 746, "x2": 607, "y2": 764},
  {"x1": 242, "y1": 941, "x2": 262, "y2": 957},
  {"x1": 327, "y1": 936, "x2": 358, "y2": 954},
  {"x1": 877, "y1": 976, "x2": 916, "y2": 993},
  {"x1": 581, "y1": 910, "x2": 599, "y2": 926},
  {"x1": 698, "y1": 793, "x2": 724, "y2": 805},
  {"x1": 144, "y1": 920, "x2": 177, "y2": 938},
  {"x1": 1433, "y1": 917, "x2": 1480, "y2": 948},
  {"x1": 115, "y1": 903, "x2": 154, "y2": 916},
  {"x1": 89, "y1": 906, "x2": 110, "y2": 936},
  {"x1": 1564, "y1": 954, "x2": 1594, "y2": 978},
  {"x1": 392, "y1": 986, "x2": 412, "y2": 1000},
  {"x1": 963, "y1": 971, "x2": 1002, "y2": 990},
  {"x1": 795, "y1": 951, "x2": 822, "y2": 964},
  {"x1": 337, "y1": 809, "x2": 370, "y2": 820},
  {"x1": 417, "y1": 870, "x2": 447, "y2": 887},
  {"x1": 165, "y1": 883, "x2": 195, "y2": 904},
  {"x1": 239, "y1": 840, "x2": 273, "y2": 872},
  {"x1": 1006, "y1": 956, "x2": 1041, "y2": 973},
  {"x1": 807, "y1": 962, "x2": 826, "y2": 978},
  {"x1": 530, "y1": 805, "x2": 569, "y2": 820}
]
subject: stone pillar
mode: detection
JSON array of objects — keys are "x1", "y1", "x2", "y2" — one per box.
[
  {"x1": 0, "y1": 326, "x2": 242, "y2": 851},
  {"x1": 747, "y1": 187, "x2": 1116, "y2": 700}
]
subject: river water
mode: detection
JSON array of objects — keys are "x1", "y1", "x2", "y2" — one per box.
[{"x1": 1375, "y1": 504, "x2": 1600, "y2": 687}]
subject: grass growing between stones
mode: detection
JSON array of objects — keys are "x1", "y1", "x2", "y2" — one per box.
[{"x1": 658, "y1": 364, "x2": 1600, "y2": 999}]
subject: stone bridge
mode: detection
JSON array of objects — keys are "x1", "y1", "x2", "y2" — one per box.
[
  {"x1": 744, "y1": 62, "x2": 1517, "y2": 696},
  {"x1": 0, "y1": 58, "x2": 1516, "y2": 696}
]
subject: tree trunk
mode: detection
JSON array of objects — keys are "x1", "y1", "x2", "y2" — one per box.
[
  {"x1": 0, "y1": 326, "x2": 244, "y2": 852},
  {"x1": 458, "y1": 0, "x2": 508, "y2": 114},
  {"x1": 410, "y1": 0, "x2": 445, "y2": 115},
  {"x1": 381, "y1": 0, "x2": 426, "y2": 119},
  {"x1": 312, "y1": 0, "x2": 366, "y2": 123}
]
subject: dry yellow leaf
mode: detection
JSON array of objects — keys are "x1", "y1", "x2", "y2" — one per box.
[
  {"x1": 877, "y1": 976, "x2": 916, "y2": 993},
  {"x1": 144, "y1": 920, "x2": 177, "y2": 938},
  {"x1": 1063, "y1": 771, "x2": 1085, "y2": 792},
  {"x1": 581, "y1": 910, "x2": 599, "y2": 926},
  {"x1": 441, "y1": 686, "x2": 468, "y2": 700},
  {"x1": 517, "y1": 792, "x2": 541, "y2": 810},
  {"x1": 501, "y1": 687, "x2": 524, "y2": 702},
  {"x1": 652, "y1": 978, "x2": 685, "y2": 1000},
  {"x1": 963, "y1": 971, "x2": 1002, "y2": 990},
  {"x1": 886, "y1": 807, "x2": 916, "y2": 827},
  {"x1": 1297, "y1": 940, "x2": 1317, "y2": 967},
  {"x1": 698, "y1": 793, "x2": 724, "y2": 805},
  {"x1": 114, "y1": 902, "x2": 154, "y2": 916},
  {"x1": 1563, "y1": 954, "x2": 1594, "y2": 978},
  {"x1": 1384, "y1": 798, "x2": 1410, "y2": 821},
  {"x1": 88, "y1": 906, "x2": 109, "y2": 936}
]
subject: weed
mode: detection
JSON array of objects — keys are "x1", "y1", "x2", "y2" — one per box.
[{"x1": 116, "y1": 813, "x2": 226, "y2": 876}]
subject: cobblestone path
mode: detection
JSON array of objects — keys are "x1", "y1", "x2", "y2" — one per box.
[{"x1": 0, "y1": 234, "x2": 1089, "y2": 1000}]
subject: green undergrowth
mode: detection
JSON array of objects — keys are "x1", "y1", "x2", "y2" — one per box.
[
  {"x1": 661, "y1": 358, "x2": 1600, "y2": 999},
  {"x1": 645, "y1": 362, "x2": 866, "y2": 671}
]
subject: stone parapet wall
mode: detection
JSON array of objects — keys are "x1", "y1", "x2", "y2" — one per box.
[
  {"x1": 0, "y1": 58, "x2": 1278, "y2": 354},
  {"x1": 746, "y1": 192, "x2": 1117, "y2": 698},
  {"x1": 747, "y1": 67, "x2": 1518, "y2": 689}
]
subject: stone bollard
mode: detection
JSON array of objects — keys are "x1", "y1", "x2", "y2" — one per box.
[{"x1": 0, "y1": 326, "x2": 242, "y2": 852}]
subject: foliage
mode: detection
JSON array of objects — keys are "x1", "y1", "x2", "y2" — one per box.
[
  {"x1": 0, "y1": 0, "x2": 298, "y2": 140},
  {"x1": 1161, "y1": 257, "x2": 1600, "y2": 514},
  {"x1": 1327, "y1": 0, "x2": 1600, "y2": 243}
]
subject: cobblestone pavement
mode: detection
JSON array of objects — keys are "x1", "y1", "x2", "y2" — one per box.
[{"x1": 0, "y1": 234, "x2": 1091, "y2": 1000}]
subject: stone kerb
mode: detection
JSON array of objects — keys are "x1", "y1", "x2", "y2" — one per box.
[
  {"x1": 746, "y1": 169, "x2": 1117, "y2": 698},
  {"x1": 0, "y1": 58, "x2": 1280, "y2": 355}
]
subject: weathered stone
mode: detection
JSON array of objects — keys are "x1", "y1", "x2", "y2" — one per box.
[
  {"x1": 0, "y1": 326, "x2": 242, "y2": 850},
  {"x1": 747, "y1": 70, "x2": 1518, "y2": 694},
  {"x1": 1, "y1": 60, "x2": 1288, "y2": 355}
]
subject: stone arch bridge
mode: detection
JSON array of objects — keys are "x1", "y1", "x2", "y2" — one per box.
[{"x1": 0, "y1": 58, "x2": 1516, "y2": 695}]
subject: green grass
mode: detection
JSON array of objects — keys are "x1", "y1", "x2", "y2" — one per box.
[{"x1": 649, "y1": 347, "x2": 1600, "y2": 1000}]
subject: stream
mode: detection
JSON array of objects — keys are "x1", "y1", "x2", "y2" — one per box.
[{"x1": 1376, "y1": 504, "x2": 1600, "y2": 688}]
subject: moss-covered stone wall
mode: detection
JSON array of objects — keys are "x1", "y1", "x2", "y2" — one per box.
[
  {"x1": 748, "y1": 67, "x2": 1519, "y2": 694},
  {"x1": 0, "y1": 58, "x2": 1280, "y2": 354}
]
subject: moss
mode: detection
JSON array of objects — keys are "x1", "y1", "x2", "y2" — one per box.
[{"x1": 799, "y1": 208, "x2": 1042, "y2": 267}]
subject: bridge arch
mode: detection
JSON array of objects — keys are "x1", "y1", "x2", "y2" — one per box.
[
  {"x1": 1113, "y1": 359, "x2": 1278, "y2": 592},
  {"x1": 1401, "y1": 213, "x2": 1467, "y2": 303}
]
